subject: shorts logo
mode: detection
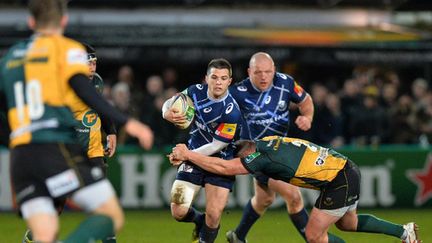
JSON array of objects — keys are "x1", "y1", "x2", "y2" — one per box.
[
  {"x1": 178, "y1": 163, "x2": 194, "y2": 173},
  {"x1": 323, "y1": 197, "x2": 333, "y2": 206},
  {"x1": 347, "y1": 195, "x2": 358, "y2": 202},
  {"x1": 46, "y1": 169, "x2": 80, "y2": 197},
  {"x1": 82, "y1": 110, "x2": 98, "y2": 128}
]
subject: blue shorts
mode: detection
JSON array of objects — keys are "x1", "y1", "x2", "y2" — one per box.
[{"x1": 176, "y1": 162, "x2": 235, "y2": 191}]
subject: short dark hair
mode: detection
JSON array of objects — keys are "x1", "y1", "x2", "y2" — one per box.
[
  {"x1": 207, "y1": 58, "x2": 232, "y2": 77},
  {"x1": 28, "y1": 0, "x2": 67, "y2": 28}
]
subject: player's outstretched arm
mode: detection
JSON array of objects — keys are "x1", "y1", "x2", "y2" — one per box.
[
  {"x1": 69, "y1": 74, "x2": 153, "y2": 150},
  {"x1": 170, "y1": 144, "x2": 248, "y2": 176}
]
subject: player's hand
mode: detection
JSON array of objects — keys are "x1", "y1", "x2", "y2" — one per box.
[
  {"x1": 167, "y1": 153, "x2": 183, "y2": 166},
  {"x1": 125, "y1": 119, "x2": 154, "y2": 150},
  {"x1": 171, "y1": 143, "x2": 189, "y2": 161},
  {"x1": 295, "y1": 115, "x2": 312, "y2": 131},
  {"x1": 164, "y1": 108, "x2": 188, "y2": 128},
  {"x1": 105, "y1": 134, "x2": 117, "y2": 157}
]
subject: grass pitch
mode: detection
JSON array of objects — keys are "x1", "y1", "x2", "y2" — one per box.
[{"x1": 2, "y1": 208, "x2": 431, "y2": 243}]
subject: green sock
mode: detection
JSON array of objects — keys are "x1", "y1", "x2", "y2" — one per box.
[
  {"x1": 357, "y1": 214, "x2": 404, "y2": 238},
  {"x1": 328, "y1": 232, "x2": 345, "y2": 243},
  {"x1": 64, "y1": 215, "x2": 114, "y2": 243}
]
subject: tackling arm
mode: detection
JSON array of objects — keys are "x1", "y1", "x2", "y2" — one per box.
[{"x1": 171, "y1": 144, "x2": 249, "y2": 176}]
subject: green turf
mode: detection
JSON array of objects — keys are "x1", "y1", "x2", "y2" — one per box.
[{"x1": 3, "y1": 208, "x2": 431, "y2": 242}]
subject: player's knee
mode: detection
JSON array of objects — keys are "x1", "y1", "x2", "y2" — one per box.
[
  {"x1": 205, "y1": 210, "x2": 221, "y2": 228},
  {"x1": 335, "y1": 220, "x2": 356, "y2": 232},
  {"x1": 253, "y1": 193, "x2": 275, "y2": 209},
  {"x1": 171, "y1": 204, "x2": 189, "y2": 221},
  {"x1": 305, "y1": 228, "x2": 322, "y2": 243},
  {"x1": 284, "y1": 193, "x2": 304, "y2": 213}
]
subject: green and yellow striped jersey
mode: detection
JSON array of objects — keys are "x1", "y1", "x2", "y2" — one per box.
[
  {"x1": 70, "y1": 73, "x2": 105, "y2": 158},
  {"x1": 241, "y1": 136, "x2": 347, "y2": 190},
  {"x1": 0, "y1": 34, "x2": 90, "y2": 148}
]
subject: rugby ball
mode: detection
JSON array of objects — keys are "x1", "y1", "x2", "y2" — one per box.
[{"x1": 170, "y1": 93, "x2": 195, "y2": 129}]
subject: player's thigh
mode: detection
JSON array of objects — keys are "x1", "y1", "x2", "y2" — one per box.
[
  {"x1": 307, "y1": 207, "x2": 340, "y2": 236},
  {"x1": 204, "y1": 183, "x2": 230, "y2": 224},
  {"x1": 335, "y1": 206, "x2": 358, "y2": 231},
  {"x1": 170, "y1": 179, "x2": 201, "y2": 208},
  {"x1": 252, "y1": 177, "x2": 276, "y2": 205},
  {"x1": 204, "y1": 183, "x2": 230, "y2": 212}
]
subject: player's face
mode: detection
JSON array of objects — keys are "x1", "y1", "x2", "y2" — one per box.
[
  {"x1": 206, "y1": 68, "x2": 232, "y2": 99},
  {"x1": 88, "y1": 60, "x2": 97, "y2": 79},
  {"x1": 248, "y1": 58, "x2": 275, "y2": 91}
]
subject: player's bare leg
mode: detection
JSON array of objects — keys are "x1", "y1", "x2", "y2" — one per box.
[
  {"x1": 26, "y1": 213, "x2": 59, "y2": 242},
  {"x1": 201, "y1": 183, "x2": 230, "y2": 243},
  {"x1": 306, "y1": 207, "x2": 340, "y2": 243},
  {"x1": 251, "y1": 179, "x2": 276, "y2": 214},
  {"x1": 170, "y1": 180, "x2": 203, "y2": 242},
  {"x1": 268, "y1": 179, "x2": 304, "y2": 214},
  {"x1": 268, "y1": 179, "x2": 309, "y2": 239}
]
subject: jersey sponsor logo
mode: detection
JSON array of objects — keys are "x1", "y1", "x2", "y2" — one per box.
[
  {"x1": 237, "y1": 85, "x2": 247, "y2": 92},
  {"x1": 82, "y1": 110, "x2": 98, "y2": 128},
  {"x1": 244, "y1": 152, "x2": 261, "y2": 164},
  {"x1": 294, "y1": 82, "x2": 304, "y2": 96},
  {"x1": 277, "y1": 100, "x2": 287, "y2": 110},
  {"x1": 215, "y1": 123, "x2": 237, "y2": 140},
  {"x1": 315, "y1": 158, "x2": 325, "y2": 166},
  {"x1": 203, "y1": 107, "x2": 212, "y2": 113},
  {"x1": 196, "y1": 84, "x2": 204, "y2": 90},
  {"x1": 225, "y1": 103, "x2": 234, "y2": 114},
  {"x1": 264, "y1": 96, "x2": 271, "y2": 104},
  {"x1": 67, "y1": 48, "x2": 87, "y2": 65},
  {"x1": 45, "y1": 169, "x2": 80, "y2": 197},
  {"x1": 248, "y1": 111, "x2": 289, "y2": 125}
]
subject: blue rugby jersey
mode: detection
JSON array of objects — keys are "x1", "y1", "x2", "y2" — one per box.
[
  {"x1": 229, "y1": 72, "x2": 308, "y2": 140},
  {"x1": 184, "y1": 83, "x2": 242, "y2": 159}
]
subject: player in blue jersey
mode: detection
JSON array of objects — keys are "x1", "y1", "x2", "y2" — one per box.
[
  {"x1": 162, "y1": 58, "x2": 242, "y2": 243},
  {"x1": 227, "y1": 52, "x2": 314, "y2": 242}
]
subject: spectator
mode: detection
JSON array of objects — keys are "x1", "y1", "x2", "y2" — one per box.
[{"x1": 349, "y1": 86, "x2": 388, "y2": 146}]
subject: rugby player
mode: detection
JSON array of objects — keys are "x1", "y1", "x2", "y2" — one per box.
[
  {"x1": 0, "y1": 0, "x2": 153, "y2": 242},
  {"x1": 162, "y1": 58, "x2": 242, "y2": 243},
  {"x1": 228, "y1": 52, "x2": 314, "y2": 242},
  {"x1": 169, "y1": 136, "x2": 420, "y2": 243},
  {"x1": 22, "y1": 43, "x2": 119, "y2": 243}
]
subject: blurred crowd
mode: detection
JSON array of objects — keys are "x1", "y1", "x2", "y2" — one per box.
[
  {"x1": 100, "y1": 64, "x2": 432, "y2": 149},
  {"x1": 1, "y1": 63, "x2": 431, "y2": 149}
]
